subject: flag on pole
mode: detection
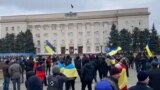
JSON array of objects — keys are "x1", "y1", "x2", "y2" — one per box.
[
  {"x1": 145, "y1": 41, "x2": 153, "y2": 57},
  {"x1": 106, "y1": 46, "x2": 122, "y2": 56},
  {"x1": 44, "y1": 40, "x2": 56, "y2": 55}
]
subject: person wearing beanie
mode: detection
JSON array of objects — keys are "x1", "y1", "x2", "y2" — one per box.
[
  {"x1": 148, "y1": 60, "x2": 160, "y2": 90},
  {"x1": 129, "y1": 71, "x2": 153, "y2": 90},
  {"x1": 47, "y1": 66, "x2": 67, "y2": 90}
]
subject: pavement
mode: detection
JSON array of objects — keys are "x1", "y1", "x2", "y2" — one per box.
[{"x1": 0, "y1": 69, "x2": 137, "y2": 90}]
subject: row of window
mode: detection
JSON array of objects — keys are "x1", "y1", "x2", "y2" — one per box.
[
  {"x1": 35, "y1": 30, "x2": 108, "y2": 38},
  {"x1": 5, "y1": 26, "x2": 20, "y2": 32},
  {"x1": 27, "y1": 22, "x2": 112, "y2": 30}
]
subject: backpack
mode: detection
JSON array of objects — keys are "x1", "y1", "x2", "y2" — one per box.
[{"x1": 47, "y1": 75, "x2": 60, "y2": 90}]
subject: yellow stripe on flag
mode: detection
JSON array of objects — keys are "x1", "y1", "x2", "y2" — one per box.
[
  {"x1": 145, "y1": 45, "x2": 153, "y2": 57},
  {"x1": 44, "y1": 45, "x2": 55, "y2": 55}
]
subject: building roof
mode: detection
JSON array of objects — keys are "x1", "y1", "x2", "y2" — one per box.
[{"x1": 0, "y1": 8, "x2": 150, "y2": 23}]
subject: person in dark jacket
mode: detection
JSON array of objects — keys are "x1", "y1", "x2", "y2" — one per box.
[
  {"x1": 47, "y1": 66, "x2": 67, "y2": 90},
  {"x1": 25, "y1": 59, "x2": 34, "y2": 80},
  {"x1": 148, "y1": 60, "x2": 160, "y2": 90},
  {"x1": 2, "y1": 60, "x2": 10, "y2": 90},
  {"x1": 98, "y1": 56, "x2": 108, "y2": 79},
  {"x1": 74, "y1": 56, "x2": 82, "y2": 77},
  {"x1": 81, "y1": 60, "x2": 95, "y2": 90},
  {"x1": 129, "y1": 71, "x2": 153, "y2": 90},
  {"x1": 25, "y1": 71, "x2": 43, "y2": 90}
]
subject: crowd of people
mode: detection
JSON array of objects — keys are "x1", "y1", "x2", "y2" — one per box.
[{"x1": 1, "y1": 52, "x2": 160, "y2": 90}]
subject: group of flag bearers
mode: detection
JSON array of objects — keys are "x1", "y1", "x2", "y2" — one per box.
[{"x1": 40, "y1": 40, "x2": 158, "y2": 90}]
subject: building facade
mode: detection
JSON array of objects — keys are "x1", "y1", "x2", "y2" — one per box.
[{"x1": 0, "y1": 8, "x2": 150, "y2": 54}]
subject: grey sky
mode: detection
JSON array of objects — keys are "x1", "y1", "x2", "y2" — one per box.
[{"x1": 0, "y1": 0, "x2": 159, "y2": 33}]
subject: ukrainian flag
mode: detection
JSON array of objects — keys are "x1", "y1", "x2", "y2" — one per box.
[
  {"x1": 61, "y1": 64, "x2": 78, "y2": 78},
  {"x1": 145, "y1": 42, "x2": 153, "y2": 57},
  {"x1": 107, "y1": 46, "x2": 122, "y2": 56},
  {"x1": 44, "y1": 40, "x2": 56, "y2": 55}
]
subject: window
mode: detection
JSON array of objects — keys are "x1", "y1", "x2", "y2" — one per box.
[
  {"x1": 78, "y1": 32, "x2": 83, "y2": 36},
  {"x1": 85, "y1": 23, "x2": 91, "y2": 30},
  {"x1": 37, "y1": 48, "x2": 41, "y2": 53},
  {"x1": 87, "y1": 46, "x2": 91, "y2": 52},
  {"x1": 78, "y1": 39, "x2": 82, "y2": 44},
  {"x1": 6, "y1": 27, "x2": 8, "y2": 31},
  {"x1": 95, "y1": 38, "x2": 99, "y2": 44},
  {"x1": 95, "y1": 46, "x2": 100, "y2": 52},
  {"x1": 94, "y1": 31, "x2": 99, "y2": 37},
  {"x1": 68, "y1": 32, "x2": 73, "y2": 37},
  {"x1": 60, "y1": 24, "x2": 65, "y2": 30},
  {"x1": 62, "y1": 40, "x2": 65, "y2": 45},
  {"x1": 51, "y1": 24, "x2": 56, "y2": 30},
  {"x1": 37, "y1": 40, "x2": 40, "y2": 47},
  {"x1": 11, "y1": 27, "x2": 14, "y2": 31}
]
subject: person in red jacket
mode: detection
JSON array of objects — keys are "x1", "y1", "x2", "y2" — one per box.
[
  {"x1": 46, "y1": 56, "x2": 52, "y2": 75},
  {"x1": 36, "y1": 61, "x2": 46, "y2": 85}
]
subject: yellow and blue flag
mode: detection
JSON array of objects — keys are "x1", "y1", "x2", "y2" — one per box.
[
  {"x1": 61, "y1": 64, "x2": 78, "y2": 78},
  {"x1": 44, "y1": 40, "x2": 56, "y2": 55},
  {"x1": 145, "y1": 42, "x2": 153, "y2": 57},
  {"x1": 106, "y1": 46, "x2": 122, "y2": 56}
]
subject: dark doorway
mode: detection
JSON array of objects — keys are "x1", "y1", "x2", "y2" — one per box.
[
  {"x1": 69, "y1": 47, "x2": 74, "y2": 54},
  {"x1": 78, "y1": 46, "x2": 83, "y2": 54},
  {"x1": 61, "y1": 47, "x2": 65, "y2": 54}
]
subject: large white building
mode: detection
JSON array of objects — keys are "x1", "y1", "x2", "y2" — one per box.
[{"x1": 0, "y1": 8, "x2": 150, "y2": 54}]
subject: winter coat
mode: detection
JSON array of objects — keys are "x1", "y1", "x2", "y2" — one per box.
[
  {"x1": 148, "y1": 68, "x2": 160, "y2": 90},
  {"x1": 2, "y1": 63, "x2": 10, "y2": 77},
  {"x1": 47, "y1": 74, "x2": 67, "y2": 90},
  {"x1": 74, "y1": 58, "x2": 82, "y2": 70},
  {"x1": 36, "y1": 65, "x2": 45, "y2": 81},
  {"x1": 129, "y1": 82, "x2": 153, "y2": 90},
  {"x1": 9, "y1": 63, "x2": 22, "y2": 79},
  {"x1": 26, "y1": 75, "x2": 43, "y2": 90},
  {"x1": 81, "y1": 62, "x2": 94, "y2": 82},
  {"x1": 25, "y1": 60, "x2": 34, "y2": 72}
]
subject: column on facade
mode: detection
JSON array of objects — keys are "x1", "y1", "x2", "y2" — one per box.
[
  {"x1": 82, "y1": 23, "x2": 86, "y2": 53},
  {"x1": 99, "y1": 22, "x2": 104, "y2": 53},
  {"x1": 91, "y1": 23, "x2": 95, "y2": 53},
  {"x1": 65, "y1": 23, "x2": 69, "y2": 54},
  {"x1": 73, "y1": 23, "x2": 78, "y2": 54}
]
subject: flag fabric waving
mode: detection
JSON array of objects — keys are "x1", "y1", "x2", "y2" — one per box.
[
  {"x1": 145, "y1": 42, "x2": 153, "y2": 57},
  {"x1": 61, "y1": 63, "x2": 78, "y2": 78},
  {"x1": 44, "y1": 40, "x2": 56, "y2": 55},
  {"x1": 106, "y1": 46, "x2": 122, "y2": 56}
]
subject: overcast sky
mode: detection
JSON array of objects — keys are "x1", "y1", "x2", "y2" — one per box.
[{"x1": 0, "y1": 0, "x2": 159, "y2": 33}]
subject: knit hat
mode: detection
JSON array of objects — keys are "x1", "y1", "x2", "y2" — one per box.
[
  {"x1": 95, "y1": 80, "x2": 113, "y2": 90},
  {"x1": 52, "y1": 66, "x2": 60, "y2": 74},
  {"x1": 137, "y1": 71, "x2": 149, "y2": 81},
  {"x1": 110, "y1": 66, "x2": 121, "y2": 76}
]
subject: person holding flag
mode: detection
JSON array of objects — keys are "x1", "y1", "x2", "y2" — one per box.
[
  {"x1": 115, "y1": 57, "x2": 128, "y2": 90},
  {"x1": 61, "y1": 55, "x2": 78, "y2": 90}
]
